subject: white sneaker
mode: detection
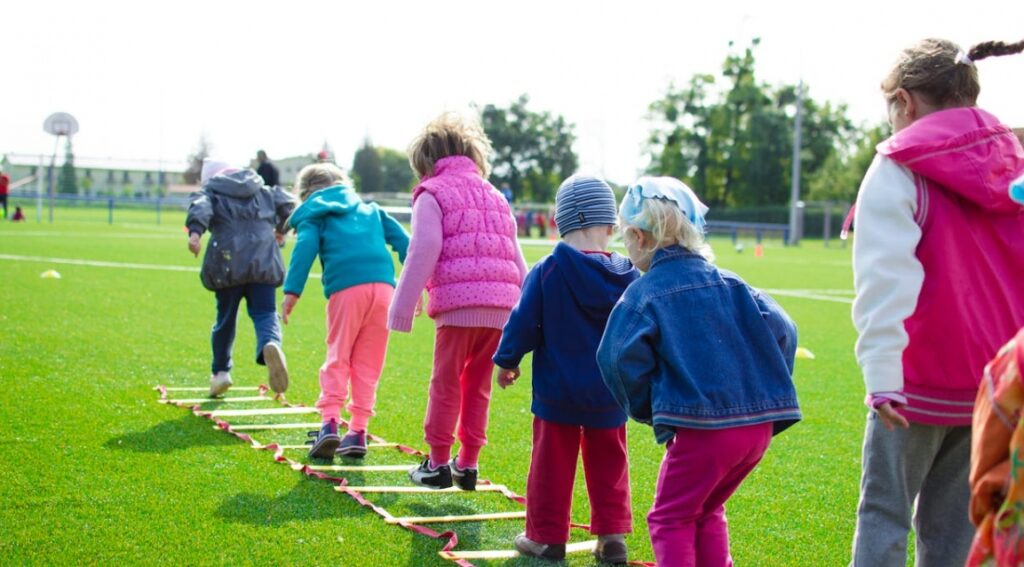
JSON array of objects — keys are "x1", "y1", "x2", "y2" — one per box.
[
  {"x1": 209, "y1": 371, "x2": 232, "y2": 397},
  {"x1": 263, "y1": 342, "x2": 289, "y2": 394}
]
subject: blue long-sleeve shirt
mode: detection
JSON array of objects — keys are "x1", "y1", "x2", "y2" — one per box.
[{"x1": 493, "y1": 242, "x2": 640, "y2": 428}]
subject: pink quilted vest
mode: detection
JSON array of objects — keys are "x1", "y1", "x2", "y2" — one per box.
[
  {"x1": 412, "y1": 156, "x2": 522, "y2": 317},
  {"x1": 879, "y1": 107, "x2": 1024, "y2": 425}
]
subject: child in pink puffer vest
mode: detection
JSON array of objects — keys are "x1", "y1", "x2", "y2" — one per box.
[{"x1": 389, "y1": 112, "x2": 527, "y2": 490}]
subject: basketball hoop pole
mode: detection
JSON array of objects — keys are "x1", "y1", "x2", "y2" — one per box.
[
  {"x1": 48, "y1": 134, "x2": 59, "y2": 223},
  {"x1": 42, "y1": 112, "x2": 80, "y2": 224}
]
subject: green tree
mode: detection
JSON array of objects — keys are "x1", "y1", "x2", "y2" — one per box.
[
  {"x1": 479, "y1": 94, "x2": 578, "y2": 203},
  {"x1": 58, "y1": 138, "x2": 78, "y2": 195},
  {"x1": 378, "y1": 147, "x2": 415, "y2": 192},
  {"x1": 807, "y1": 123, "x2": 887, "y2": 203},
  {"x1": 351, "y1": 138, "x2": 383, "y2": 193},
  {"x1": 646, "y1": 40, "x2": 858, "y2": 208}
]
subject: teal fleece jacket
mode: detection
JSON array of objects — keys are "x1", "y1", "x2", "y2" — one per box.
[{"x1": 283, "y1": 185, "x2": 409, "y2": 298}]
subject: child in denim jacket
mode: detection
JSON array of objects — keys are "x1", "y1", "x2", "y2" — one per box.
[{"x1": 597, "y1": 176, "x2": 800, "y2": 567}]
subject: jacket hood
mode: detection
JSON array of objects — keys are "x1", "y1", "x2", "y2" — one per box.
[
  {"x1": 288, "y1": 185, "x2": 362, "y2": 227},
  {"x1": 878, "y1": 107, "x2": 1024, "y2": 213},
  {"x1": 205, "y1": 169, "x2": 265, "y2": 199},
  {"x1": 552, "y1": 242, "x2": 637, "y2": 317}
]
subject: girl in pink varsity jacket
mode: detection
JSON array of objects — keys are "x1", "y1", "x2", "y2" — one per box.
[
  {"x1": 389, "y1": 112, "x2": 527, "y2": 490},
  {"x1": 850, "y1": 38, "x2": 1024, "y2": 566}
]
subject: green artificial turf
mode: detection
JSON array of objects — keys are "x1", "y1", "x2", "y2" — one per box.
[{"x1": 0, "y1": 215, "x2": 869, "y2": 565}]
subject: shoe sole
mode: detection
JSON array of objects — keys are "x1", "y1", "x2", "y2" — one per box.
[
  {"x1": 308, "y1": 435, "x2": 341, "y2": 459},
  {"x1": 336, "y1": 446, "x2": 367, "y2": 458},
  {"x1": 208, "y1": 383, "x2": 231, "y2": 398},
  {"x1": 263, "y1": 343, "x2": 288, "y2": 394}
]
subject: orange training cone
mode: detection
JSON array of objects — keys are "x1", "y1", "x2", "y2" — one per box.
[{"x1": 754, "y1": 244, "x2": 764, "y2": 257}]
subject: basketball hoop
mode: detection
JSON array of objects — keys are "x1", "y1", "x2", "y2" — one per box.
[{"x1": 43, "y1": 112, "x2": 79, "y2": 137}]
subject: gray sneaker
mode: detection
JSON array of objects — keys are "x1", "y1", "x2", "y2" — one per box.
[
  {"x1": 594, "y1": 535, "x2": 628, "y2": 564},
  {"x1": 513, "y1": 533, "x2": 565, "y2": 561},
  {"x1": 262, "y1": 342, "x2": 288, "y2": 394},
  {"x1": 208, "y1": 371, "x2": 232, "y2": 398},
  {"x1": 336, "y1": 430, "x2": 367, "y2": 458}
]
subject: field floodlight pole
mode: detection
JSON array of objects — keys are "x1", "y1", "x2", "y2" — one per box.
[
  {"x1": 36, "y1": 154, "x2": 44, "y2": 223},
  {"x1": 787, "y1": 80, "x2": 804, "y2": 246},
  {"x1": 42, "y1": 112, "x2": 80, "y2": 224}
]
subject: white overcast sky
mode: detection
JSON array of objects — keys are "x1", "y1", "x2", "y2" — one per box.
[{"x1": 2, "y1": 0, "x2": 1022, "y2": 184}]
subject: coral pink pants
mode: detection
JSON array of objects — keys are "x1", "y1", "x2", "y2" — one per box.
[
  {"x1": 648, "y1": 423, "x2": 773, "y2": 567},
  {"x1": 525, "y1": 417, "x2": 633, "y2": 544},
  {"x1": 424, "y1": 326, "x2": 502, "y2": 468},
  {"x1": 316, "y1": 283, "x2": 393, "y2": 432}
]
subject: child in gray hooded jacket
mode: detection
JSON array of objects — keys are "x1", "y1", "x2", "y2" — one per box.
[{"x1": 186, "y1": 158, "x2": 297, "y2": 397}]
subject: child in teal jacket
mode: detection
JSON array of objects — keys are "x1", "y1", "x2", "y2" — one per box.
[{"x1": 281, "y1": 163, "x2": 409, "y2": 459}]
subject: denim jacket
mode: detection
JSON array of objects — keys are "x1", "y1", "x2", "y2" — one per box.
[{"x1": 597, "y1": 245, "x2": 801, "y2": 443}]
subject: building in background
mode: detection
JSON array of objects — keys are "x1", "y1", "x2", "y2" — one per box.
[{"x1": 1, "y1": 153, "x2": 189, "y2": 197}]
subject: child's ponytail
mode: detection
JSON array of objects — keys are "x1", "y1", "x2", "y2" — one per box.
[{"x1": 968, "y1": 39, "x2": 1024, "y2": 62}]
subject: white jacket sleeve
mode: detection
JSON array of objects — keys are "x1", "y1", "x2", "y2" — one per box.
[{"x1": 852, "y1": 155, "x2": 924, "y2": 395}]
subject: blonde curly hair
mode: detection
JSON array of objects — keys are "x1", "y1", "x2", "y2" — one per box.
[{"x1": 408, "y1": 112, "x2": 492, "y2": 179}]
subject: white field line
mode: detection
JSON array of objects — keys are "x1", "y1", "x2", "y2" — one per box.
[
  {"x1": 763, "y1": 288, "x2": 853, "y2": 304},
  {"x1": 2, "y1": 252, "x2": 853, "y2": 304},
  {"x1": 0, "y1": 253, "x2": 321, "y2": 279}
]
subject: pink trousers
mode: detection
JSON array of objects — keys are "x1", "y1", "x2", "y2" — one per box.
[
  {"x1": 424, "y1": 326, "x2": 502, "y2": 468},
  {"x1": 316, "y1": 283, "x2": 393, "y2": 432},
  {"x1": 648, "y1": 423, "x2": 773, "y2": 567},
  {"x1": 525, "y1": 417, "x2": 632, "y2": 544}
]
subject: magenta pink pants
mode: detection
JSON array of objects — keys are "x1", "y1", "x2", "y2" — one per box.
[
  {"x1": 648, "y1": 423, "x2": 773, "y2": 567},
  {"x1": 525, "y1": 417, "x2": 632, "y2": 544},
  {"x1": 316, "y1": 283, "x2": 393, "y2": 432},
  {"x1": 424, "y1": 326, "x2": 502, "y2": 468}
]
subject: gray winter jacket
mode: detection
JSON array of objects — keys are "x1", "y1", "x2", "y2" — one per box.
[{"x1": 185, "y1": 169, "x2": 297, "y2": 291}]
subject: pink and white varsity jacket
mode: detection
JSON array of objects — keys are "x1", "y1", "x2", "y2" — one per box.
[{"x1": 852, "y1": 107, "x2": 1024, "y2": 425}]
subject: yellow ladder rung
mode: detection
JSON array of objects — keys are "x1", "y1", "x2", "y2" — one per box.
[
  {"x1": 440, "y1": 540, "x2": 597, "y2": 560},
  {"x1": 387, "y1": 511, "x2": 526, "y2": 524},
  {"x1": 159, "y1": 395, "x2": 272, "y2": 403},
  {"x1": 225, "y1": 422, "x2": 322, "y2": 431},
  {"x1": 207, "y1": 407, "x2": 317, "y2": 417},
  {"x1": 304, "y1": 464, "x2": 412, "y2": 472},
  {"x1": 338, "y1": 484, "x2": 508, "y2": 494},
  {"x1": 162, "y1": 386, "x2": 261, "y2": 392}
]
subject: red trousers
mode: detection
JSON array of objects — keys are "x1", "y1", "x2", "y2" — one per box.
[
  {"x1": 424, "y1": 326, "x2": 502, "y2": 466},
  {"x1": 525, "y1": 417, "x2": 633, "y2": 544}
]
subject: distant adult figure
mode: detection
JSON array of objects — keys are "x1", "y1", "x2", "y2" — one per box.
[
  {"x1": 500, "y1": 182, "x2": 514, "y2": 204},
  {"x1": 256, "y1": 150, "x2": 280, "y2": 187},
  {"x1": 0, "y1": 168, "x2": 9, "y2": 219}
]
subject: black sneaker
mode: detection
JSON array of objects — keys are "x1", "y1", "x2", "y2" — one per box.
[
  {"x1": 409, "y1": 459, "x2": 453, "y2": 489},
  {"x1": 450, "y1": 458, "x2": 477, "y2": 491},
  {"x1": 306, "y1": 420, "x2": 341, "y2": 460}
]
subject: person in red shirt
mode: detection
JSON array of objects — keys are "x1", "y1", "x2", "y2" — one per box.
[{"x1": 0, "y1": 169, "x2": 10, "y2": 219}]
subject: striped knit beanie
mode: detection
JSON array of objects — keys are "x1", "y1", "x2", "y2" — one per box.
[{"x1": 554, "y1": 175, "x2": 618, "y2": 236}]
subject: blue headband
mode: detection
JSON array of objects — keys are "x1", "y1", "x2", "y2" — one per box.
[{"x1": 620, "y1": 176, "x2": 709, "y2": 233}]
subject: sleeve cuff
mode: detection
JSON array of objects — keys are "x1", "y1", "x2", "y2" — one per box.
[
  {"x1": 388, "y1": 314, "x2": 414, "y2": 333},
  {"x1": 866, "y1": 392, "x2": 908, "y2": 409}
]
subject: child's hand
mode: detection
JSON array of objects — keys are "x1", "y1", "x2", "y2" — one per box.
[
  {"x1": 875, "y1": 402, "x2": 910, "y2": 431},
  {"x1": 188, "y1": 233, "x2": 201, "y2": 257},
  {"x1": 415, "y1": 293, "x2": 425, "y2": 317},
  {"x1": 281, "y1": 294, "x2": 299, "y2": 325},
  {"x1": 496, "y1": 367, "x2": 520, "y2": 389},
  {"x1": 274, "y1": 231, "x2": 286, "y2": 247}
]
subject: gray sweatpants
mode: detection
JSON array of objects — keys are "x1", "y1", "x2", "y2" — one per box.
[{"x1": 850, "y1": 413, "x2": 973, "y2": 567}]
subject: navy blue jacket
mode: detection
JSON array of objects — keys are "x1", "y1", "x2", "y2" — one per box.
[
  {"x1": 493, "y1": 243, "x2": 641, "y2": 428},
  {"x1": 597, "y1": 245, "x2": 801, "y2": 443}
]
